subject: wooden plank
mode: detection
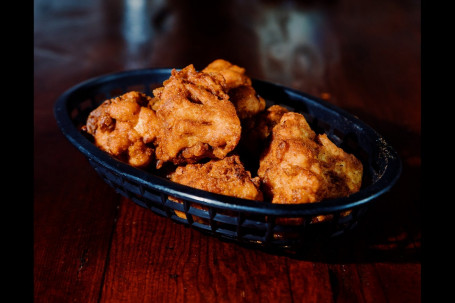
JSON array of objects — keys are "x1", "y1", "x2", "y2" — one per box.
[
  {"x1": 374, "y1": 263, "x2": 421, "y2": 303},
  {"x1": 34, "y1": 137, "x2": 121, "y2": 303},
  {"x1": 99, "y1": 199, "x2": 302, "y2": 302},
  {"x1": 287, "y1": 260, "x2": 334, "y2": 303},
  {"x1": 326, "y1": 264, "x2": 366, "y2": 303}
]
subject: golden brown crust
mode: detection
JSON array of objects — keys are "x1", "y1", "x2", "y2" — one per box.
[
  {"x1": 202, "y1": 59, "x2": 252, "y2": 90},
  {"x1": 153, "y1": 64, "x2": 241, "y2": 167},
  {"x1": 203, "y1": 59, "x2": 265, "y2": 120},
  {"x1": 228, "y1": 85, "x2": 266, "y2": 120},
  {"x1": 84, "y1": 91, "x2": 158, "y2": 168},
  {"x1": 169, "y1": 155, "x2": 263, "y2": 201},
  {"x1": 258, "y1": 112, "x2": 363, "y2": 205},
  {"x1": 168, "y1": 155, "x2": 263, "y2": 220}
]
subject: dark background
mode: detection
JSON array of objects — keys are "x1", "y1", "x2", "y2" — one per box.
[{"x1": 34, "y1": 0, "x2": 421, "y2": 302}]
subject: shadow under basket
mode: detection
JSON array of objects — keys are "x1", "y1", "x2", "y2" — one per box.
[{"x1": 54, "y1": 68, "x2": 402, "y2": 250}]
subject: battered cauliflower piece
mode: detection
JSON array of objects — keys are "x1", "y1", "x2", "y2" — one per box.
[
  {"x1": 168, "y1": 155, "x2": 263, "y2": 220},
  {"x1": 83, "y1": 91, "x2": 159, "y2": 168},
  {"x1": 202, "y1": 59, "x2": 252, "y2": 90},
  {"x1": 203, "y1": 59, "x2": 265, "y2": 120},
  {"x1": 153, "y1": 64, "x2": 241, "y2": 168},
  {"x1": 258, "y1": 112, "x2": 363, "y2": 205},
  {"x1": 228, "y1": 85, "x2": 266, "y2": 120}
]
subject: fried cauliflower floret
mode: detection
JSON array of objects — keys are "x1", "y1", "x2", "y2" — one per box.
[
  {"x1": 228, "y1": 85, "x2": 266, "y2": 120},
  {"x1": 84, "y1": 91, "x2": 159, "y2": 168},
  {"x1": 258, "y1": 112, "x2": 363, "y2": 205},
  {"x1": 152, "y1": 64, "x2": 241, "y2": 168},
  {"x1": 168, "y1": 155, "x2": 263, "y2": 220},
  {"x1": 317, "y1": 133, "x2": 363, "y2": 199},
  {"x1": 202, "y1": 59, "x2": 252, "y2": 90},
  {"x1": 203, "y1": 59, "x2": 265, "y2": 120}
]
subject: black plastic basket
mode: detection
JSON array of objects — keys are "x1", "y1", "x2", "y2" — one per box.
[{"x1": 54, "y1": 68, "x2": 401, "y2": 249}]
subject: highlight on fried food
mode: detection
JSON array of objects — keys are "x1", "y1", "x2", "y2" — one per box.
[
  {"x1": 152, "y1": 64, "x2": 242, "y2": 168},
  {"x1": 203, "y1": 59, "x2": 265, "y2": 120},
  {"x1": 168, "y1": 155, "x2": 263, "y2": 220},
  {"x1": 83, "y1": 59, "x2": 364, "y2": 222},
  {"x1": 83, "y1": 91, "x2": 159, "y2": 168},
  {"x1": 258, "y1": 112, "x2": 363, "y2": 205},
  {"x1": 202, "y1": 59, "x2": 252, "y2": 91}
]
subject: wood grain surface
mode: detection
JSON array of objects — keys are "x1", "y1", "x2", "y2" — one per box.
[{"x1": 34, "y1": 0, "x2": 421, "y2": 302}]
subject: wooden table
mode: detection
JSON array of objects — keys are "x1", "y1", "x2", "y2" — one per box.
[{"x1": 34, "y1": 0, "x2": 421, "y2": 302}]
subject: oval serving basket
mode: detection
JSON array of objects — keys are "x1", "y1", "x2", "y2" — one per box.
[{"x1": 54, "y1": 68, "x2": 401, "y2": 249}]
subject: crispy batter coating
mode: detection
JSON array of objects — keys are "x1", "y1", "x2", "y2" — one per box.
[
  {"x1": 169, "y1": 155, "x2": 263, "y2": 201},
  {"x1": 84, "y1": 91, "x2": 159, "y2": 168},
  {"x1": 153, "y1": 64, "x2": 241, "y2": 168},
  {"x1": 202, "y1": 59, "x2": 252, "y2": 90},
  {"x1": 258, "y1": 112, "x2": 363, "y2": 205},
  {"x1": 168, "y1": 155, "x2": 263, "y2": 220},
  {"x1": 203, "y1": 59, "x2": 265, "y2": 120},
  {"x1": 83, "y1": 60, "x2": 365, "y2": 226},
  {"x1": 228, "y1": 85, "x2": 266, "y2": 120}
]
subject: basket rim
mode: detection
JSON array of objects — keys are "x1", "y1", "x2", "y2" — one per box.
[{"x1": 54, "y1": 68, "x2": 402, "y2": 217}]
